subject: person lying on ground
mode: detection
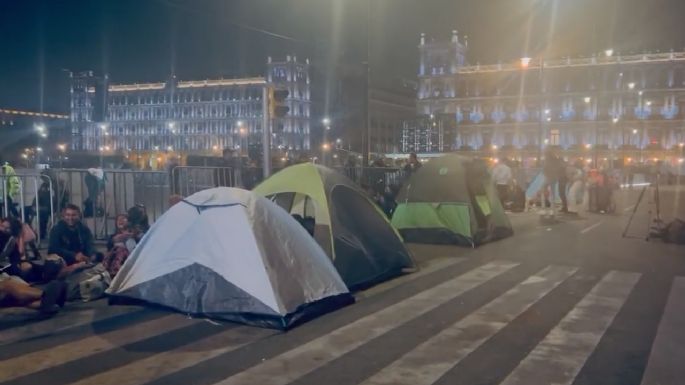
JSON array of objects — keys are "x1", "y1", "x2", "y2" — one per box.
[{"x1": 0, "y1": 274, "x2": 67, "y2": 314}]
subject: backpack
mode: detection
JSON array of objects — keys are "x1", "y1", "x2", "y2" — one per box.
[
  {"x1": 65, "y1": 263, "x2": 112, "y2": 302},
  {"x1": 663, "y1": 219, "x2": 685, "y2": 245}
]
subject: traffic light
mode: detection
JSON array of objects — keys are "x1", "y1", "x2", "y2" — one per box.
[{"x1": 269, "y1": 88, "x2": 290, "y2": 118}]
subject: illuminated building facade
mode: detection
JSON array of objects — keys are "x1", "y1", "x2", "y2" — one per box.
[
  {"x1": 70, "y1": 56, "x2": 311, "y2": 166},
  {"x1": 416, "y1": 31, "x2": 685, "y2": 164}
]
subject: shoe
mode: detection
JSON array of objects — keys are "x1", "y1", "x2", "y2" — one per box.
[
  {"x1": 56, "y1": 281, "x2": 68, "y2": 307},
  {"x1": 40, "y1": 281, "x2": 64, "y2": 315}
]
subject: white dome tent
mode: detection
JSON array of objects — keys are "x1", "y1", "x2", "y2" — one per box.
[{"x1": 107, "y1": 187, "x2": 353, "y2": 329}]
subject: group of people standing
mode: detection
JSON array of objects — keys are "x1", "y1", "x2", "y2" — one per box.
[{"x1": 492, "y1": 149, "x2": 618, "y2": 215}]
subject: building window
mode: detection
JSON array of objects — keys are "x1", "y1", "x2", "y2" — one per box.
[{"x1": 550, "y1": 129, "x2": 560, "y2": 146}]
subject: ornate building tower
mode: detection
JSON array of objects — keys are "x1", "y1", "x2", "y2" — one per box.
[
  {"x1": 69, "y1": 71, "x2": 101, "y2": 151},
  {"x1": 417, "y1": 30, "x2": 468, "y2": 113}
]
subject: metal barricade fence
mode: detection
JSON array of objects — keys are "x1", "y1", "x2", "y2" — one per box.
[
  {"x1": 334, "y1": 166, "x2": 407, "y2": 191},
  {"x1": 54, "y1": 169, "x2": 169, "y2": 240},
  {"x1": 0, "y1": 172, "x2": 55, "y2": 240},
  {"x1": 171, "y1": 166, "x2": 235, "y2": 196}
]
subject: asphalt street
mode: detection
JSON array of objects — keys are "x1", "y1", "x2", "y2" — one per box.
[{"x1": 0, "y1": 185, "x2": 683, "y2": 385}]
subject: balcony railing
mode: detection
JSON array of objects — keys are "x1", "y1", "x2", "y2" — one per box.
[{"x1": 419, "y1": 51, "x2": 685, "y2": 76}]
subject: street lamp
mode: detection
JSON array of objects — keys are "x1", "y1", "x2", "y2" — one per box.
[
  {"x1": 322, "y1": 117, "x2": 332, "y2": 165},
  {"x1": 605, "y1": 49, "x2": 614, "y2": 57},
  {"x1": 321, "y1": 142, "x2": 331, "y2": 165},
  {"x1": 520, "y1": 57, "x2": 532, "y2": 68},
  {"x1": 628, "y1": 82, "x2": 636, "y2": 90},
  {"x1": 236, "y1": 121, "x2": 247, "y2": 157},
  {"x1": 584, "y1": 97, "x2": 591, "y2": 104},
  {"x1": 57, "y1": 143, "x2": 67, "y2": 169}
]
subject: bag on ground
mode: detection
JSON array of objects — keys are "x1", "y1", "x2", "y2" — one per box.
[{"x1": 65, "y1": 263, "x2": 111, "y2": 302}]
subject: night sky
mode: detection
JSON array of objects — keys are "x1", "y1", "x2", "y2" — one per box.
[{"x1": 1, "y1": 0, "x2": 684, "y2": 113}]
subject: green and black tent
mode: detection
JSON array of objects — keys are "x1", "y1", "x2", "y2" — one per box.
[
  {"x1": 254, "y1": 163, "x2": 415, "y2": 289},
  {"x1": 391, "y1": 154, "x2": 513, "y2": 246}
]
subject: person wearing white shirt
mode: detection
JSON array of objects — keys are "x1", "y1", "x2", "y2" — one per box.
[{"x1": 492, "y1": 159, "x2": 513, "y2": 204}]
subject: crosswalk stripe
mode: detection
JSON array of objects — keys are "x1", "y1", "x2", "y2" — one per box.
[
  {"x1": 0, "y1": 305, "x2": 140, "y2": 347},
  {"x1": 68, "y1": 326, "x2": 275, "y2": 385},
  {"x1": 499, "y1": 270, "x2": 641, "y2": 385},
  {"x1": 640, "y1": 277, "x2": 685, "y2": 385},
  {"x1": 360, "y1": 265, "x2": 578, "y2": 385},
  {"x1": 356, "y1": 257, "x2": 468, "y2": 300},
  {"x1": 0, "y1": 314, "x2": 196, "y2": 382},
  {"x1": 213, "y1": 261, "x2": 519, "y2": 385}
]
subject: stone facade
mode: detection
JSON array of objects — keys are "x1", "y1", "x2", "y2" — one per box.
[
  {"x1": 70, "y1": 56, "x2": 311, "y2": 159},
  {"x1": 416, "y1": 31, "x2": 685, "y2": 163}
]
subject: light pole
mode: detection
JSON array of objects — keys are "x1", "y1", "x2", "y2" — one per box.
[
  {"x1": 362, "y1": 0, "x2": 371, "y2": 172},
  {"x1": 57, "y1": 143, "x2": 66, "y2": 169},
  {"x1": 99, "y1": 123, "x2": 109, "y2": 168},
  {"x1": 34, "y1": 123, "x2": 47, "y2": 167},
  {"x1": 237, "y1": 120, "x2": 247, "y2": 158},
  {"x1": 322, "y1": 117, "x2": 331, "y2": 165},
  {"x1": 613, "y1": 117, "x2": 620, "y2": 169},
  {"x1": 321, "y1": 142, "x2": 331, "y2": 164},
  {"x1": 521, "y1": 56, "x2": 544, "y2": 164}
]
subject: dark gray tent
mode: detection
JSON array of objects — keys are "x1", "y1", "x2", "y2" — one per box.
[
  {"x1": 107, "y1": 188, "x2": 353, "y2": 330},
  {"x1": 254, "y1": 163, "x2": 415, "y2": 289}
]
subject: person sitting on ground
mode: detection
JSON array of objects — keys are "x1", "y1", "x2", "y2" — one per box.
[
  {"x1": 127, "y1": 204, "x2": 149, "y2": 236},
  {"x1": 1, "y1": 217, "x2": 35, "y2": 281},
  {"x1": 0, "y1": 274, "x2": 67, "y2": 314},
  {"x1": 103, "y1": 214, "x2": 137, "y2": 277},
  {"x1": 48, "y1": 204, "x2": 95, "y2": 266},
  {"x1": 106, "y1": 214, "x2": 134, "y2": 252}
]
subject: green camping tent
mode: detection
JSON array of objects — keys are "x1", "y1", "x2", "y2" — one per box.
[
  {"x1": 254, "y1": 163, "x2": 415, "y2": 289},
  {"x1": 391, "y1": 154, "x2": 513, "y2": 246}
]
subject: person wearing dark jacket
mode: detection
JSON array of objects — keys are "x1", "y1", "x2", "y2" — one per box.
[
  {"x1": 542, "y1": 148, "x2": 569, "y2": 212},
  {"x1": 48, "y1": 204, "x2": 94, "y2": 265}
]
